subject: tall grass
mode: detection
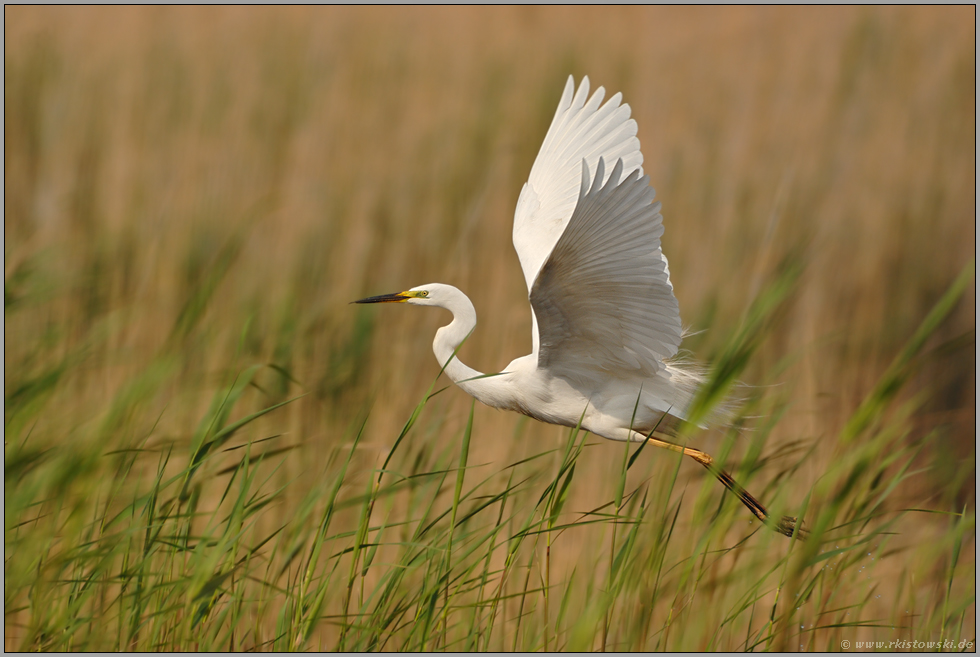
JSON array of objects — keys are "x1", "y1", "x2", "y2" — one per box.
[{"x1": 5, "y1": 6, "x2": 975, "y2": 651}]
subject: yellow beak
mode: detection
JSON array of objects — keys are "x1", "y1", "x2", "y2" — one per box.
[{"x1": 353, "y1": 291, "x2": 411, "y2": 304}]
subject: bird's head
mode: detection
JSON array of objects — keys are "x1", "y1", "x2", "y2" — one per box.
[{"x1": 353, "y1": 283, "x2": 454, "y2": 307}]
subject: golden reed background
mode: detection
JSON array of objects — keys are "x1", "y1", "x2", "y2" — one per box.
[{"x1": 5, "y1": 6, "x2": 975, "y2": 650}]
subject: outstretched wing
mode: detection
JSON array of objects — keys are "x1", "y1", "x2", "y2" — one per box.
[
  {"x1": 513, "y1": 76, "x2": 643, "y2": 294},
  {"x1": 529, "y1": 157, "x2": 682, "y2": 383}
]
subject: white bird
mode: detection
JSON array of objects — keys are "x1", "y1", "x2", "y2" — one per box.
[{"x1": 356, "y1": 76, "x2": 803, "y2": 539}]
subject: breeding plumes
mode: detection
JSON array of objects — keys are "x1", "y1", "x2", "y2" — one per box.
[{"x1": 356, "y1": 76, "x2": 804, "y2": 539}]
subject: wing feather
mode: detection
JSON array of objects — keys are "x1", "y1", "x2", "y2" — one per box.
[
  {"x1": 512, "y1": 76, "x2": 643, "y2": 293},
  {"x1": 529, "y1": 156, "x2": 682, "y2": 383}
]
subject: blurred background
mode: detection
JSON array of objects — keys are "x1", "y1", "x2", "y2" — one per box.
[{"x1": 5, "y1": 6, "x2": 975, "y2": 650}]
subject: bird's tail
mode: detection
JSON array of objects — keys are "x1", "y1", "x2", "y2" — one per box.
[{"x1": 663, "y1": 354, "x2": 739, "y2": 429}]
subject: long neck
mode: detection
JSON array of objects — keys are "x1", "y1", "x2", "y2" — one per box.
[{"x1": 431, "y1": 291, "x2": 511, "y2": 409}]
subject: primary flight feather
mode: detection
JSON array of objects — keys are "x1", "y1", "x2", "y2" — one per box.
[{"x1": 356, "y1": 76, "x2": 804, "y2": 539}]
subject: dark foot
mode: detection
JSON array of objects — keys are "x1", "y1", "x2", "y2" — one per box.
[{"x1": 773, "y1": 515, "x2": 808, "y2": 540}]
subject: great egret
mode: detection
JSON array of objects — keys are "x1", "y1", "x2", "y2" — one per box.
[{"x1": 356, "y1": 76, "x2": 804, "y2": 539}]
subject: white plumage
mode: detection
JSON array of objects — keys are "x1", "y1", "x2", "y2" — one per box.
[{"x1": 356, "y1": 76, "x2": 805, "y2": 539}]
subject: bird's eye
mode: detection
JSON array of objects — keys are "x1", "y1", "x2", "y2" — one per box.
[{"x1": 418, "y1": 291, "x2": 428, "y2": 297}]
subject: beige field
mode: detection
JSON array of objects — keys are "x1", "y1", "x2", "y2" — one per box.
[{"x1": 5, "y1": 6, "x2": 975, "y2": 651}]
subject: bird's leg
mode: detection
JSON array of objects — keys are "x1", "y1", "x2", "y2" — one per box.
[{"x1": 643, "y1": 433, "x2": 807, "y2": 540}]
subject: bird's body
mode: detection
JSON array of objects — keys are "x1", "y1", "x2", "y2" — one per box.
[
  {"x1": 424, "y1": 284, "x2": 684, "y2": 442},
  {"x1": 357, "y1": 76, "x2": 804, "y2": 539}
]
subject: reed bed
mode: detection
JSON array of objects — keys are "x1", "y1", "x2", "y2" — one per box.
[{"x1": 5, "y1": 6, "x2": 975, "y2": 651}]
